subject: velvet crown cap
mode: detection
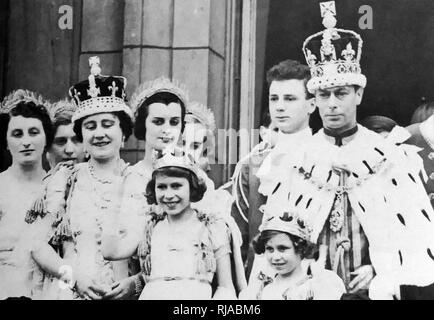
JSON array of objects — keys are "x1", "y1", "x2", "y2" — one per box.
[{"x1": 69, "y1": 56, "x2": 133, "y2": 122}]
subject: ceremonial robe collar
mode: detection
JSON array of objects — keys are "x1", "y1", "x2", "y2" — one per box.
[{"x1": 323, "y1": 125, "x2": 358, "y2": 146}]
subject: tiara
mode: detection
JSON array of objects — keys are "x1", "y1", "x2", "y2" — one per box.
[
  {"x1": 1, "y1": 89, "x2": 49, "y2": 115},
  {"x1": 186, "y1": 101, "x2": 216, "y2": 132},
  {"x1": 47, "y1": 98, "x2": 77, "y2": 122},
  {"x1": 302, "y1": 1, "x2": 366, "y2": 93},
  {"x1": 129, "y1": 77, "x2": 189, "y2": 118},
  {"x1": 153, "y1": 147, "x2": 199, "y2": 177},
  {"x1": 259, "y1": 204, "x2": 312, "y2": 241}
]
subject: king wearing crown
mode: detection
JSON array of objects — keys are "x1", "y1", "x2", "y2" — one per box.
[{"x1": 266, "y1": 1, "x2": 434, "y2": 299}]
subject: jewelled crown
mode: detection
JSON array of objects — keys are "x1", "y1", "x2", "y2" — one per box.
[
  {"x1": 259, "y1": 204, "x2": 312, "y2": 241},
  {"x1": 47, "y1": 98, "x2": 77, "y2": 123},
  {"x1": 69, "y1": 56, "x2": 133, "y2": 122},
  {"x1": 186, "y1": 102, "x2": 216, "y2": 132},
  {"x1": 1, "y1": 89, "x2": 50, "y2": 115},
  {"x1": 130, "y1": 77, "x2": 189, "y2": 118},
  {"x1": 153, "y1": 147, "x2": 199, "y2": 177},
  {"x1": 302, "y1": 1, "x2": 367, "y2": 94}
]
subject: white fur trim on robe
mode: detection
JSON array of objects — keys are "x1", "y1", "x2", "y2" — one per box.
[
  {"x1": 268, "y1": 125, "x2": 434, "y2": 288},
  {"x1": 256, "y1": 128, "x2": 312, "y2": 197}
]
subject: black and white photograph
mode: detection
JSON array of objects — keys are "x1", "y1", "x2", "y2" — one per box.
[{"x1": 0, "y1": 0, "x2": 433, "y2": 305}]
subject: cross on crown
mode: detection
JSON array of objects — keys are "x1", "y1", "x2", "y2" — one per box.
[{"x1": 301, "y1": 1, "x2": 367, "y2": 93}]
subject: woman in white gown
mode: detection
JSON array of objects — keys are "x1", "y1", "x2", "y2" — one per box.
[
  {"x1": 22, "y1": 57, "x2": 142, "y2": 300},
  {"x1": 0, "y1": 90, "x2": 53, "y2": 299}
]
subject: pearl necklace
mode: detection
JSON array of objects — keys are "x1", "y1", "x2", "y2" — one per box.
[
  {"x1": 87, "y1": 160, "x2": 125, "y2": 212},
  {"x1": 88, "y1": 161, "x2": 116, "y2": 184}
]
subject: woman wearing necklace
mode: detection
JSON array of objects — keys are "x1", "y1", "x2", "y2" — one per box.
[
  {"x1": 23, "y1": 57, "x2": 140, "y2": 300},
  {"x1": 0, "y1": 90, "x2": 53, "y2": 299}
]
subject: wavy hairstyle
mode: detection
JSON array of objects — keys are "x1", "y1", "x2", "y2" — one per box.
[
  {"x1": 252, "y1": 229, "x2": 316, "y2": 259},
  {"x1": 146, "y1": 166, "x2": 207, "y2": 205}
]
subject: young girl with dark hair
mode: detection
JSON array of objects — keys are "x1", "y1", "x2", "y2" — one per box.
[
  {"x1": 240, "y1": 205, "x2": 345, "y2": 300},
  {"x1": 101, "y1": 151, "x2": 237, "y2": 299}
]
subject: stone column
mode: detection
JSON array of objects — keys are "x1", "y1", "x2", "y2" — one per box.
[
  {"x1": 172, "y1": 0, "x2": 227, "y2": 186},
  {"x1": 122, "y1": 0, "x2": 229, "y2": 180}
]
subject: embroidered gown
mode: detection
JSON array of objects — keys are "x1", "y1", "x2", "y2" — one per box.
[
  {"x1": 24, "y1": 161, "x2": 142, "y2": 299},
  {"x1": 0, "y1": 168, "x2": 43, "y2": 299},
  {"x1": 138, "y1": 211, "x2": 231, "y2": 300},
  {"x1": 241, "y1": 261, "x2": 345, "y2": 300}
]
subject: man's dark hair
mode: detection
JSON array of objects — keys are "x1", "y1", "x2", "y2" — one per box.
[{"x1": 266, "y1": 59, "x2": 313, "y2": 99}]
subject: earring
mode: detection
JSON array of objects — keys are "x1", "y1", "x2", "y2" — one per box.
[{"x1": 121, "y1": 136, "x2": 125, "y2": 148}]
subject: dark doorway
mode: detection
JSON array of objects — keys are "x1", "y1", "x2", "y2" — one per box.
[
  {"x1": 260, "y1": 0, "x2": 434, "y2": 130},
  {"x1": 0, "y1": 0, "x2": 81, "y2": 172}
]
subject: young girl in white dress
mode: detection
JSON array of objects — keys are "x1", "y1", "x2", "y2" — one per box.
[
  {"x1": 240, "y1": 204, "x2": 345, "y2": 300},
  {"x1": 0, "y1": 90, "x2": 53, "y2": 299},
  {"x1": 102, "y1": 151, "x2": 237, "y2": 299}
]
